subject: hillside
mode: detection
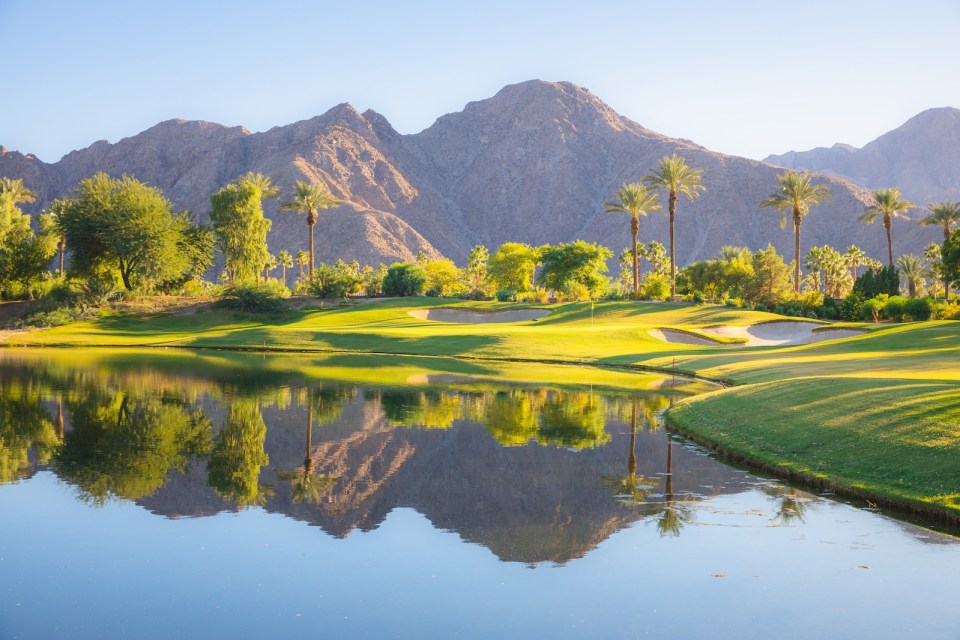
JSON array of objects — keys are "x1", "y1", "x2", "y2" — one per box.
[
  {"x1": 764, "y1": 107, "x2": 960, "y2": 206},
  {"x1": 2, "y1": 81, "x2": 942, "y2": 268}
]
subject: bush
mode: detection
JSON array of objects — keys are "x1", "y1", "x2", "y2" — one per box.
[
  {"x1": 18, "y1": 306, "x2": 87, "y2": 328},
  {"x1": 495, "y1": 288, "x2": 517, "y2": 302},
  {"x1": 838, "y1": 294, "x2": 862, "y2": 322},
  {"x1": 903, "y1": 297, "x2": 934, "y2": 321},
  {"x1": 217, "y1": 281, "x2": 288, "y2": 313},
  {"x1": 753, "y1": 303, "x2": 769, "y2": 313},
  {"x1": 516, "y1": 288, "x2": 550, "y2": 303},
  {"x1": 383, "y1": 262, "x2": 425, "y2": 297},
  {"x1": 935, "y1": 301, "x2": 960, "y2": 320},
  {"x1": 883, "y1": 296, "x2": 908, "y2": 322},
  {"x1": 639, "y1": 272, "x2": 670, "y2": 301},
  {"x1": 853, "y1": 264, "x2": 900, "y2": 298},
  {"x1": 860, "y1": 297, "x2": 884, "y2": 322},
  {"x1": 308, "y1": 263, "x2": 361, "y2": 299},
  {"x1": 560, "y1": 281, "x2": 592, "y2": 302}
]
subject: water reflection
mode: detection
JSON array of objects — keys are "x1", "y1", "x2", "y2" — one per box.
[{"x1": 0, "y1": 349, "x2": 951, "y2": 566}]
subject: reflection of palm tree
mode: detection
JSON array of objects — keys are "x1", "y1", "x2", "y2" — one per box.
[
  {"x1": 763, "y1": 484, "x2": 809, "y2": 524},
  {"x1": 276, "y1": 392, "x2": 337, "y2": 505},
  {"x1": 605, "y1": 398, "x2": 658, "y2": 506},
  {"x1": 655, "y1": 438, "x2": 693, "y2": 537}
]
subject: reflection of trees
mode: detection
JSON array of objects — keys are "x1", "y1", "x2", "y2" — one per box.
[
  {"x1": 605, "y1": 398, "x2": 658, "y2": 506},
  {"x1": 763, "y1": 485, "x2": 809, "y2": 524},
  {"x1": 276, "y1": 385, "x2": 348, "y2": 505},
  {"x1": 378, "y1": 389, "x2": 463, "y2": 429},
  {"x1": 54, "y1": 391, "x2": 211, "y2": 504},
  {"x1": 655, "y1": 438, "x2": 694, "y2": 537},
  {"x1": 0, "y1": 381, "x2": 60, "y2": 483},
  {"x1": 207, "y1": 399, "x2": 271, "y2": 509},
  {"x1": 483, "y1": 390, "x2": 541, "y2": 446},
  {"x1": 537, "y1": 391, "x2": 609, "y2": 449}
]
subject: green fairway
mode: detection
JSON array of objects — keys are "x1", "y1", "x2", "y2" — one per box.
[{"x1": 4, "y1": 297, "x2": 959, "y2": 522}]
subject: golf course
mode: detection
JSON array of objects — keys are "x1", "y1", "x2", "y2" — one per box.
[{"x1": 4, "y1": 296, "x2": 958, "y2": 525}]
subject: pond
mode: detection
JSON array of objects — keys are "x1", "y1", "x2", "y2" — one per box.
[{"x1": 1, "y1": 348, "x2": 958, "y2": 639}]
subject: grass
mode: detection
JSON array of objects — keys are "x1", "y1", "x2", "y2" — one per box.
[{"x1": 4, "y1": 296, "x2": 959, "y2": 523}]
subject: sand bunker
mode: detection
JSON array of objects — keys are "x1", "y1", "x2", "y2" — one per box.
[
  {"x1": 409, "y1": 308, "x2": 551, "y2": 323},
  {"x1": 651, "y1": 321, "x2": 865, "y2": 347}
]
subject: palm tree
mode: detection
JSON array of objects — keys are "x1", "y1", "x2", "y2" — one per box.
[
  {"x1": 919, "y1": 200, "x2": 960, "y2": 242},
  {"x1": 897, "y1": 253, "x2": 924, "y2": 298},
  {"x1": 924, "y1": 242, "x2": 945, "y2": 299},
  {"x1": 49, "y1": 198, "x2": 69, "y2": 279},
  {"x1": 803, "y1": 245, "x2": 827, "y2": 293},
  {"x1": 263, "y1": 253, "x2": 278, "y2": 282},
  {"x1": 844, "y1": 245, "x2": 867, "y2": 284},
  {"x1": 295, "y1": 250, "x2": 309, "y2": 283},
  {"x1": 643, "y1": 155, "x2": 705, "y2": 298},
  {"x1": 280, "y1": 180, "x2": 341, "y2": 277},
  {"x1": 241, "y1": 172, "x2": 280, "y2": 200},
  {"x1": 604, "y1": 183, "x2": 661, "y2": 292},
  {"x1": 860, "y1": 188, "x2": 913, "y2": 265},
  {"x1": 759, "y1": 171, "x2": 832, "y2": 294},
  {"x1": 278, "y1": 250, "x2": 293, "y2": 287},
  {"x1": 0, "y1": 177, "x2": 37, "y2": 206}
]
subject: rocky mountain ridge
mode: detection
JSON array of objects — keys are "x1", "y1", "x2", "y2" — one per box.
[
  {"x1": 764, "y1": 107, "x2": 960, "y2": 206},
  {"x1": 1, "y1": 81, "x2": 944, "y2": 268}
]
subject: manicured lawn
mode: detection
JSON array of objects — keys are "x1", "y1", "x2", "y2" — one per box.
[{"x1": 5, "y1": 297, "x2": 959, "y2": 522}]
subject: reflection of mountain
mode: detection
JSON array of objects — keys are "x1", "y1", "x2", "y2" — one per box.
[{"x1": 17, "y1": 350, "x2": 951, "y2": 564}]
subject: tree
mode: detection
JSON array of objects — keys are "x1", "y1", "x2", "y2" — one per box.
[
  {"x1": 382, "y1": 262, "x2": 425, "y2": 297},
  {"x1": 536, "y1": 240, "x2": 612, "y2": 298},
  {"x1": 487, "y1": 242, "x2": 540, "y2": 293},
  {"x1": 0, "y1": 177, "x2": 37, "y2": 208},
  {"x1": 263, "y1": 253, "x2": 278, "y2": 281},
  {"x1": 467, "y1": 245, "x2": 489, "y2": 293},
  {"x1": 278, "y1": 250, "x2": 293, "y2": 287},
  {"x1": 844, "y1": 245, "x2": 867, "y2": 284},
  {"x1": 924, "y1": 243, "x2": 943, "y2": 299},
  {"x1": 643, "y1": 154, "x2": 705, "y2": 298},
  {"x1": 759, "y1": 171, "x2": 831, "y2": 294},
  {"x1": 295, "y1": 250, "x2": 308, "y2": 283},
  {"x1": 943, "y1": 228, "x2": 960, "y2": 292},
  {"x1": 280, "y1": 180, "x2": 341, "y2": 277},
  {"x1": 209, "y1": 177, "x2": 272, "y2": 283},
  {"x1": 860, "y1": 187, "x2": 913, "y2": 265},
  {"x1": 896, "y1": 254, "x2": 924, "y2": 297},
  {"x1": 918, "y1": 200, "x2": 960, "y2": 241},
  {"x1": 743, "y1": 244, "x2": 793, "y2": 304},
  {"x1": 240, "y1": 172, "x2": 280, "y2": 200},
  {"x1": 604, "y1": 182, "x2": 661, "y2": 293},
  {"x1": 423, "y1": 258, "x2": 466, "y2": 297},
  {"x1": 58, "y1": 173, "x2": 195, "y2": 290},
  {"x1": 48, "y1": 199, "x2": 69, "y2": 279}
]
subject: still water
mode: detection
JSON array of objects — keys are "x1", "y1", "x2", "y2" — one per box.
[{"x1": 0, "y1": 349, "x2": 958, "y2": 639}]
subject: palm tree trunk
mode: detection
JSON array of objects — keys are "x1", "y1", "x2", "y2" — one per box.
[
  {"x1": 630, "y1": 218, "x2": 640, "y2": 293},
  {"x1": 628, "y1": 398, "x2": 637, "y2": 477},
  {"x1": 669, "y1": 191, "x2": 677, "y2": 298},
  {"x1": 305, "y1": 400, "x2": 313, "y2": 469},
  {"x1": 282, "y1": 264, "x2": 287, "y2": 288},
  {"x1": 58, "y1": 238, "x2": 66, "y2": 279},
  {"x1": 851, "y1": 261, "x2": 857, "y2": 284},
  {"x1": 885, "y1": 219, "x2": 894, "y2": 265},
  {"x1": 793, "y1": 212, "x2": 802, "y2": 294},
  {"x1": 308, "y1": 222, "x2": 316, "y2": 277}
]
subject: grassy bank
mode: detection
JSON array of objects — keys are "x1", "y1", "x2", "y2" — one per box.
[{"x1": 4, "y1": 297, "x2": 959, "y2": 522}]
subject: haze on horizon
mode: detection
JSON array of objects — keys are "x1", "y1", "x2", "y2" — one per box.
[{"x1": 2, "y1": 0, "x2": 959, "y2": 164}]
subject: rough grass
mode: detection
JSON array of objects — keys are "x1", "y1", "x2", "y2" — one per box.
[{"x1": 4, "y1": 296, "x2": 959, "y2": 521}]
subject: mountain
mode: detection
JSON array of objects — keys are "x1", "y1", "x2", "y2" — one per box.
[
  {"x1": 2, "y1": 81, "x2": 942, "y2": 268},
  {"x1": 764, "y1": 107, "x2": 960, "y2": 206}
]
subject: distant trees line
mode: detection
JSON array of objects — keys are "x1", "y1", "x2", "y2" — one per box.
[{"x1": 1, "y1": 159, "x2": 959, "y2": 320}]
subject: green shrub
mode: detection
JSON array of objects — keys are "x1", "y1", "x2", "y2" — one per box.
[
  {"x1": 753, "y1": 303, "x2": 769, "y2": 313},
  {"x1": 639, "y1": 272, "x2": 670, "y2": 301},
  {"x1": 903, "y1": 297, "x2": 934, "y2": 321},
  {"x1": 838, "y1": 294, "x2": 862, "y2": 322},
  {"x1": 860, "y1": 297, "x2": 884, "y2": 322},
  {"x1": 18, "y1": 307, "x2": 86, "y2": 328},
  {"x1": 935, "y1": 301, "x2": 960, "y2": 320},
  {"x1": 496, "y1": 288, "x2": 517, "y2": 302},
  {"x1": 217, "y1": 281, "x2": 288, "y2": 313},
  {"x1": 383, "y1": 263, "x2": 425, "y2": 297},
  {"x1": 308, "y1": 263, "x2": 361, "y2": 299},
  {"x1": 883, "y1": 296, "x2": 908, "y2": 322}
]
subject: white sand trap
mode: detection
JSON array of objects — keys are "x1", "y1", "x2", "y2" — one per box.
[
  {"x1": 409, "y1": 308, "x2": 551, "y2": 323},
  {"x1": 652, "y1": 321, "x2": 865, "y2": 347}
]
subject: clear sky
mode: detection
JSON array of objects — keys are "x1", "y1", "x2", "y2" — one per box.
[{"x1": 2, "y1": 0, "x2": 959, "y2": 163}]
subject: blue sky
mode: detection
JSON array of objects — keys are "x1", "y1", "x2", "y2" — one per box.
[{"x1": 2, "y1": 0, "x2": 959, "y2": 162}]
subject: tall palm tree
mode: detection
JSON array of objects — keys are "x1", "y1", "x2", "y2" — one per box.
[
  {"x1": 643, "y1": 155, "x2": 705, "y2": 298},
  {"x1": 918, "y1": 200, "x2": 960, "y2": 241},
  {"x1": 896, "y1": 253, "x2": 924, "y2": 298},
  {"x1": 604, "y1": 183, "x2": 661, "y2": 292},
  {"x1": 278, "y1": 250, "x2": 293, "y2": 287},
  {"x1": 0, "y1": 177, "x2": 37, "y2": 206},
  {"x1": 759, "y1": 171, "x2": 831, "y2": 293},
  {"x1": 280, "y1": 180, "x2": 341, "y2": 277},
  {"x1": 860, "y1": 188, "x2": 913, "y2": 265},
  {"x1": 923, "y1": 243, "x2": 942, "y2": 299},
  {"x1": 844, "y1": 245, "x2": 867, "y2": 284},
  {"x1": 49, "y1": 198, "x2": 69, "y2": 279}
]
